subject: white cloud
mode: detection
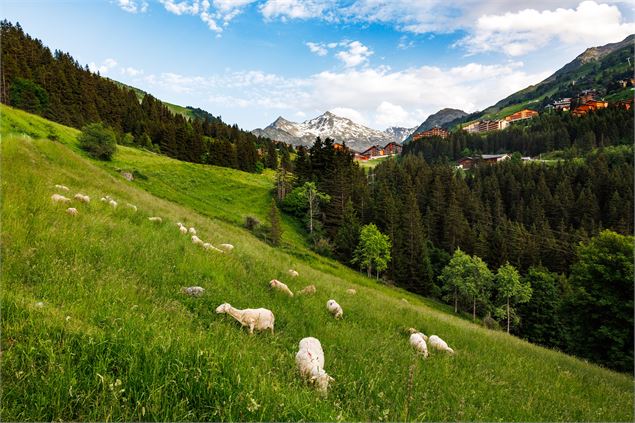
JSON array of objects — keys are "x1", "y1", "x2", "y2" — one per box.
[
  {"x1": 374, "y1": 101, "x2": 410, "y2": 127},
  {"x1": 157, "y1": 0, "x2": 257, "y2": 33},
  {"x1": 121, "y1": 67, "x2": 144, "y2": 77},
  {"x1": 88, "y1": 58, "x2": 118, "y2": 75},
  {"x1": 459, "y1": 1, "x2": 635, "y2": 56},
  {"x1": 306, "y1": 41, "x2": 328, "y2": 56},
  {"x1": 397, "y1": 35, "x2": 414, "y2": 50},
  {"x1": 260, "y1": 0, "x2": 330, "y2": 20},
  {"x1": 115, "y1": 0, "x2": 149, "y2": 13},
  {"x1": 330, "y1": 107, "x2": 368, "y2": 125},
  {"x1": 335, "y1": 40, "x2": 373, "y2": 67}
]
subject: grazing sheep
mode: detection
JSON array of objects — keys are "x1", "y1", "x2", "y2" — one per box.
[
  {"x1": 179, "y1": 225, "x2": 188, "y2": 234},
  {"x1": 66, "y1": 207, "x2": 78, "y2": 216},
  {"x1": 296, "y1": 337, "x2": 334, "y2": 395},
  {"x1": 203, "y1": 242, "x2": 223, "y2": 253},
  {"x1": 74, "y1": 193, "x2": 90, "y2": 203},
  {"x1": 219, "y1": 243, "x2": 234, "y2": 252},
  {"x1": 191, "y1": 235, "x2": 204, "y2": 246},
  {"x1": 288, "y1": 269, "x2": 299, "y2": 277},
  {"x1": 215, "y1": 303, "x2": 275, "y2": 334},
  {"x1": 423, "y1": 334, "x2": 455, "y2": 354},
  {"x1": 269, "y1": 279, "x2": 294, "y2": 297},
  {"x1": 176, "y1": 222, "x2": 184, "y2": 227},
  {"x1": 148, "y1": 216, "x2": 163, "y2": 223},
  {"x1": 188, "y1": 227, "x2": 197, "y2": 235},
  {"x1": 298, "y1": 285, "x2": 316, "y2": 295},
  {"x1": 100, "y1": 197, "x2": 108, "y2": 202},
  {"x1": 346, "y1": 288, "x2": 357, "y2": 295},
  {"x1": 54, "y1": 184, "x2": 70, "y2": 191},
  {"x1": 180, "y1": 286, "x2": 205, "y2": 297},
  {"x1": 326, "y1": 299, "x2": 343, "y2": 319},
  {"x1": 126, "y1": 203, "x2": 138, "y2": 212},
  {"x1": 407, "y1": 329, "x2": 429, "y2": 357},
  {"x1": 51, "y1": 194, "x2": 71, "y2": 204},
  {"x1": 108, "y1": 199, "x2": 118, "y2": 208}
]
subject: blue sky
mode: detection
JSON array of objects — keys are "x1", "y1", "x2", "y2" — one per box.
[{"x1": 3, "y1": 0, "x2": 634, "y2": 130}]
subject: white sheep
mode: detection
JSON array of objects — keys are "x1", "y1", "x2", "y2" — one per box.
[
  {"x1": 126, "y1": 203, "x2": 138, "y2": 212},
  {"x1": 176, "y1": 222, "x2": 184, "y2": 227},
  {"x1": 66, "y1": 207, "x2": 78, "y2": 216},
  {"x1": 188, "y1": 227, "x2": 197, "y2": 235},
  {"x1": 179, "y1": 225, "x2": 188, "y2": 234},
  {"x1": 108, "y1": 199, "x2": 118, "y2": 208},
  {"x1": 346, "y1": 288, "x2": 357, "y2": 295},
  {"x1": 148, "y1": 216, "x2": 163, "y2": 223},
  {"x1": 215, "y1": 303, "x2": 275, "y2": 334},
  {"x1": 74, "y1": 193, "x2": 90, "y2": 203},
  {"x1": 100, "y1": 197, "x2": 108, "y2": 203},
  {"x1": 191, "y1": 235, "x2": 204, "y2": 246},
  {"x1": 298, "y1": 285, "x2": 316, "y2": 295},
  {"x1": 180, "y1": 286, "x2": 205, "y2": 297},
  {"x1": 219, "y1": 243, "x2": 234, "y2": 252},
  {"x1": 54, "y1": 184, "x2": 70, "y2": 191},
  {"x1": 296, "y1": 337, "x2": 334, "y2": 395},
  {"x1": 326, "y1": 299, "x2": 343, "y2": 319},
  {"x1": 269, "y1": 279, "x2": 294, "y2": 297},
  {"x1": 51, "y1": 194, "x2": 71, "y2": 204},
  {"x1": 203, "y1": 242, "x2": 223, "y2": 253},
  {"x1": 288, "y1": 269, "x2": 299, "y2": 277},
  {"x1": 407, "y1": 328, "x2": 429, "y2": 358},
  {"x1": 423, "y1": 334, "x2": 455, "y2": 354}
]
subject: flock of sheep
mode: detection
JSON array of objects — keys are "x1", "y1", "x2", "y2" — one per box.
[{"x1": 50, "y1": 182, "x2": 455, "y2": 397}]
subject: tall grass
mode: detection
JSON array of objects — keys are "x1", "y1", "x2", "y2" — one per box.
[{"x1": 1, "y1": 105, "x2": 633, "y2": 421}]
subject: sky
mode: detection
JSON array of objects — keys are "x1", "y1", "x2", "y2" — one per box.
[{"x1": 3, "y1": 0, "x2": 634, "y2": 130}]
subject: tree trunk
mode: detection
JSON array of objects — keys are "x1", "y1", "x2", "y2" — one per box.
[
  {"x1": 454, "y1": 288, "x2": 458, "y2": 313},
  {"x1": 376, "y1": 269, "x2": 379, "y2": 280},
  {"x1": 472, "y1": 298, "x2": 476, "y2": 321},
  {"x1": 367, "y1": 265, "x2": 371, "y2": 278},
  {"x1": 507, "y1": 297, "x2": 511, "y2": 333}
]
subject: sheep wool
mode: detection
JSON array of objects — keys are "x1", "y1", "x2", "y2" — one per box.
[
  {"x1": 426, "y1": 335, "x2": 455, "y2": 354},
  {"x1": 298, "y1": 285, "x2": 316, "y2": 295},
  {"x1": 215, "y1": 303, "x2": 275, "y2": 334},
  {"x1": 288, "y1": 269, "x2": 299, "y2": 277},
  {"x1": 188, "y1": 227, "x2": 197, "y2": 235},
  {"x1": 409, "y1": 332, "x2": 429, "y2": 358},
  {"x1": 66, "y1": 207, "x2": 78, "y2": 216},
  {"x1": 295, "y1": 337, "x2": 334, "y2": 395},
  {"x1": 346, "y1": 288, "x2": 357, "y2": 295},
  {"x1": 269, "y1": 279, "x2": 294, "y2": 297},
  {"x1": 181, "y1": 286, "x2": 205, "y2": 297},
  {"x1": 54, "y1": 184, "x2": 70, "y2": 192},
  {"x1": 219, "y1": 243, "x2": 234, "y2": 252},
  {"x1": 51, "y1": 194, "x2": 71, "y2": 204},
  {"x1": 179, "y1": 225, "x2": 188, "y2": 234},
  {"x1": 326, "y1": 299, "x2": 343, "y2": 319},
  {"x1": 148, "y1": 216, "x2": 163, "y2": 223},
  {"x1": 74, "y1": 193, "x2": 90, "y2": 203},
  {"x1": 191, "y1": 235, "x2": 204, "y2": 246}
]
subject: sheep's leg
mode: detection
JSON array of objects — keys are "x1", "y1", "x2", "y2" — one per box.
[
  {"x1": 249, "y1": 322, "x2": 255, "y2": 335},
  {"x1": 270, "y1": 325, "x2": 274, "y2": 335}
]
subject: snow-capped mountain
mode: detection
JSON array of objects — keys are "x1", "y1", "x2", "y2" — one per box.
[{"x1": 252, "y1": 111, "x2": 415, "y2": 152}]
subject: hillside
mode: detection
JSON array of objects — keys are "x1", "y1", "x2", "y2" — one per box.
[
  {"x1": 2, "y1": 105, "x2": 633, "y2": 421},
  {"x1": 404, "y1": 108, "x2": 467, "y2": 142},
  {"x1": 444, "y1": 34, "x2": 635, "y2": 128}
]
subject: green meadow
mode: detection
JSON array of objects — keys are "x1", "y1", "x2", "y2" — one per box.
[{"x1": 1, "y1": 105, "x2": 633, "y2": 421}]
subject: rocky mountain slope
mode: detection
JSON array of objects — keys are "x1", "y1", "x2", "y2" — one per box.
[{"x1": 404, "y1": 108, "x2": 468, "y2": 142}]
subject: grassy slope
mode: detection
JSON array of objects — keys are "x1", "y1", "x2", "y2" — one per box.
[{"x1": 1, "y1": 105, "x2": 632, "y2": 422}]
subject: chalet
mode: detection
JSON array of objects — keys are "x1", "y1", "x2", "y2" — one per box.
[
  {"x1": 457, "y1": 157, "x2": 475, "y2": 169},
  {"x1": 572, "y1": 99, "x2": 608, "y2": 117},
  {"x1": 412, "y1": 126, "x2": 449, "y2": 140},
  {"x1": 384, "y1": 142, "x2": 403, "y2": 155},
  {"x1": 456, "y1": 154, "x2": 510, "y2": 169},
  {"x1": 578, "y1": 89, "x2": 598, "y2": 104},
  {"x1": 504, "y1": 109, "x2": 539, "y2": 122},
  {"x1": 463, "y1": 119, "x2": 508, "y2": 134},
  {"x1": 615, "y1": 98, "x2": 634, "y2": 110},
  {"x1": 360, "y1": 145, "x2": 384, "y2": 158},
  {"x1": 481, "y1": 154, "x2": 511, "y2": 164},
  {"x1": 553, "y1": 98, "x2": 572, "y2": 111}
]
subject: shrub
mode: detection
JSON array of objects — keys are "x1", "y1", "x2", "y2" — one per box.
[
  {"x1": 77, "y1": 123, "x2": 117, "y2": 160},
  {"x1": 483, "y1": 314, "x2": 501, "y2": 331},
  {"x1": 313, "y1": 237, "x2": 334, "y2": 257},
  {"x1": 244, "y1": 216, "x2": 260, "y2": 231}
]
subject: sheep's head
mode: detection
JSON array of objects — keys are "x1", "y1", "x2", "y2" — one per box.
[
  {"x1": 421, "y1": 334, "x2": 429, "y2": 342},
  {"x1": 269, "y1": 279, "x2": 279, "y2": 288},
  {"x1": 407, "y1": 327, "x2": 419, "y2": 334},
  {"x1": 215, "y1": 303, "x2": 231, "y2": 314},
  {"x1": 326, "y1": 299, "x2": 335, "y2": 307},
  {"x1": 312, "y1": 373, "x2": 334, "y2": 395}
]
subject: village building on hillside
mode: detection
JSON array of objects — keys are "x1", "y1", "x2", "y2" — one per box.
[
  {"x1": 553, "y1": 98, "x2": 572, "y2": 111},
  {"x1": 383, "y1": 142, "x2": 403, "y2": 155},
  {"x1": 355, "y1": 141, "x2": 403, "y2": 161},
  {"x1": 572, "y1": 99, "x2": 608, "y2": 117},
  {"x1": 578, "y1": 89, "x2": 599, "y2": 104},
  {"x1": 615, "y1": 98, "x2": 634, "y2": 110},
  {"x1": 412, "y1": 126, "x2": 449, "y2": 141},
  {"x1": 463, "y1": 119, "x2": 509, "y2": 134},
  {"x1": 457, "y1": 153, "x2": 511, "y2": 169},
  {"x1": 504, "y1": 109, "x2": 539, "y2": 122}
]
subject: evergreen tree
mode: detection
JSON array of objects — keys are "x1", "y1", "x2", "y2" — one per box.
[{"x1": 267, "y1": 198, "x2": 283, "y2": 246}]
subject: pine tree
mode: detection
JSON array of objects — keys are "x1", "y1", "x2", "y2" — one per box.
[{"x1": 267, "y1": 198, "x2": 283, "y2": 246}]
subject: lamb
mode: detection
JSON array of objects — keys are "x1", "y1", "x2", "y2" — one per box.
[
  {"x1": 180, "y1": 286, "x2": 205, "y2": 297},
  {"x1": 108, "y1": 199, "x2": 118, "y2": 208},
  {"x1": 295, "y1": 337, "x2": 334, "y2": 395},
  {"x1": 288, "y1": 269, "x2": 299, "y2": 277},
  {"x1": 179, "y1": 225, "x2": 188, "y2": 234},
  {"x1": 326, "y1": 299, "x2": 343, "y2": 319},
  {"x1": 269, "y1": 279, "x2": 294, "y2": 297},
  {"x1": 219, "y1": 243, "x2": 234, "y2": 252},
  {"x1": 74, "y1": 193, "x2": 90, "y2": 203},
  {"x1": 126, "y1": 203, "x2": 138, "y2": 212},
  {"x1": 423, "y1": 334, "x2": 455, "y2": 354},
  {"x1": 407, "y1": 328, "x2": 429, "y2": 358},
  {"x1": 51, "y1": 194, "x2": 71, "y2": 204},
  {"x1": 66, "y1": 207, "x2": 78, "y2": 216},
  {"x1": 191, "y1": 235, "x2": 204, "y2": 246},
  {"x1": 203, "y1": 242, "x2": 223, "y2": 253},
  {"x1": 148, "y1": 216, "x2": 163, "y2": 223},
  {"x1": 298, "y1": 285, "x2": 316, "y2": 295},
  {"x1": 215, "y1": 303, "x2": 275, "y2": 334},
  {"x1": 188, "y1": 227, "x2": 197, "y2": 235},
  {"x1": 54, "y1": 184, "x2": 70, "y2": 191},
  {"x1": 346, "y1": 288, "x2": 357, "y2": 295}
]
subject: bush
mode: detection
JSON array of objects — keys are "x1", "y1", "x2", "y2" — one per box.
[
  {"x1": 77, "y1": 123, "x2": 117, "y2": 160},
  {"x1": 483, "y1": 314, "x2": 501, "y2": 331},
  {"x1": 312, "y1": 237, "x2": 334, "y2": 257},
  {"x1": 244, "y1": 216, "x2": 260, "y2": 231}
]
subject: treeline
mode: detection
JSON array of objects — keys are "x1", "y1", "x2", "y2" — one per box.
[
  {"x1": 282, "y1": 139, "x2": 633, "y2": 371},
  {"x1": 404, "y1": 107, "x2": 634, "y2": 161},
  {"x1": 0, "y1": 20, "x2": 285, "y2": 172}
]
